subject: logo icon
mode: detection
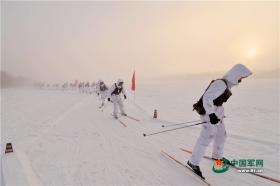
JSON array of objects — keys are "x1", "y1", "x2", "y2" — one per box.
[{"x1": 212, "y1": 159, "x2": 229, "y2": 173}]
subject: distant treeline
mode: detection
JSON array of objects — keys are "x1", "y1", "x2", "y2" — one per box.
[{"x1": 1, "y1": 71, "x2": 30, "y2": 88}]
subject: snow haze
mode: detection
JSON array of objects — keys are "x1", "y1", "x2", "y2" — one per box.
[{"x1": 1, "y1": 1, "x2": 279, "y2": 82}]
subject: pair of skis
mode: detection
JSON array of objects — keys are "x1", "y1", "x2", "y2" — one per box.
[
  {"x1": 115, "y1": 115, "x2": 140, "y2": 127},
  {"x1": 162, "y1": 148, "x2": 280, "y2": 186},
  {"x1": 99, "y1": 103, "x2": 140, "y2": 127},
  {"x1": 124, "y1": 115, "x2": 140, "y2": 122}
]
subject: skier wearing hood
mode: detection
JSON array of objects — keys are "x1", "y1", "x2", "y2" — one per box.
[
  {"x1": 108, "y1": 79, "x2": 127, "y2": 119},
  {"x1": 188, "y1": 64, "x2": 252, "y2": 179},
  {"x1": 96, "y1": 80, "x2": 109, "y2": 108}
]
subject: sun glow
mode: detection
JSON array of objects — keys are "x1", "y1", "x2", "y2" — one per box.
[{"x1": 248, "y1": 48, "x2": 257, "y2": 57}]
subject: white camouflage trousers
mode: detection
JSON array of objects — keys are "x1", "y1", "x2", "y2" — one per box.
[
  {"x1": 99, "y1": 91, "x2": 108, "y2": 107},
  {"x1": 189, "y1": 121, "x2": 227, "y2": 165},
  {"x1": 111, "y1": 95, "x2": 125, "y2": 117}
]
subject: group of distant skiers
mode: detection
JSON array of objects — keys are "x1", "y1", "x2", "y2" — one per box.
[
  {"x1": 95, "y1": 78, "x2": 127, "y2": 119},
  {"x1": 34, "y1": 78, "x2": 128, "y2": 119}
]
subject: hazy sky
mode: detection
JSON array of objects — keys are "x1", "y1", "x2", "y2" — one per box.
[{"x1": 1, "y1": 1, "x2": 279, "y2": 82}]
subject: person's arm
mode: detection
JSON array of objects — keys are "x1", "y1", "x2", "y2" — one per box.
[
  {"x1": 96, "y1": 85, "x2": 101, "y2": 95},
  {"x1": 122, "y1": 86, "x2": 127, "y2": 99},
  {"x1": 107, "y1": 84, "x2": 115, "y2": 101}
]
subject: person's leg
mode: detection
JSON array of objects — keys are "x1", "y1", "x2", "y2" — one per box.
[
  {"x1": 212, "y1": 122, "x2": 227, "y2": 159},
  {"x1": 112, "y1": 97, "x2": 118, "y2": 118},
  {"x1": 118, "y1": 97, "x2": 126, "y2": 115},
  {"x1": 100, "y1": 93, "x2": 106, "y2": 107},
  {"x1": 189, "y1": 123, "x2": 216, "y2": 165},
  {"x1": 100, "y1": 99, "x2": 105, "y2": 107}
]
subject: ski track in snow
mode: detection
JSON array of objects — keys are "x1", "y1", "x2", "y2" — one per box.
[
  {"x1": 228, "y1": 133, "x2": 279, "y2": 148},
  {"x1": 22, "y1": 96, "x2": 89, "y2": 150},
  {"x1": 15, "y1": 150, "x2": 43, "y2": 185}
]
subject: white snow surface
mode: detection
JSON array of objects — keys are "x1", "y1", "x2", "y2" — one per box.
[{"x1": 1, "y1": 79, "x2": 280, "y2": 186}]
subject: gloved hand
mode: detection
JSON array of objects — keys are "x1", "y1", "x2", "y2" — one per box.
[
  {"x1": 97, "y1": 93, "x2": 99, "y2": 96},
  {"x1": 124, "y1": 95, "x2": 127, "y2": 99},
  {"x1": 107, "y1": 98, "x2": 110, "y2": 102},
  {"x1": 209, "y1": 113, "x2": 220, "y2": 125}
]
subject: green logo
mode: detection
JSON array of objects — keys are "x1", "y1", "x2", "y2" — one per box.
[
  {"x1": 212, "y1": 158, "x2": 264, "y2": 173},
  {"x1": 212, "y1": 159, "x2": 229, "y2": 173}
]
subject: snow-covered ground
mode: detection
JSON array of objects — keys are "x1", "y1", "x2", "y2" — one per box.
[{"x1": 1, "y1": 78, "x2": 279, "y2": 186}]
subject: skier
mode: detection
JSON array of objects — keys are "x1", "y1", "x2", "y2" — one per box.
[
  {"x1": 78, "y1": 82, "x2": 84, "y2": 93},
  {"x1": 108, "y1": 78, "x2": 127, "y2": 119},
  {"x1": 90, "y1": 82, "x2": 96, "y2": 94},
  {"x1": 96, "y1": 80, "x2": 109, "y2": 108},
  {"x1": 188, "y1": 64, "x2": 252, "y2": 179},
  {"x1": 85, "y1": 81, "x2": 90, "y2": 94}
]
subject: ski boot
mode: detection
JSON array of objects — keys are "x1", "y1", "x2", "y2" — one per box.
[
  {"x1": 187, "y1": 161, "x2": 205, "y2": 179},
  {"x1": 99, "y1": 104, "x2": 104, "y2": 109},
  {"x1": 121, "y1": 112, "x2": 127, "y2": 116}
]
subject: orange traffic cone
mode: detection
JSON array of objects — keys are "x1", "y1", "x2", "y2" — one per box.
[
  {"x1": 5, "y1": 143, "x2": 13, "y2": 153},
  {"x1": 153, "y1": 109, "x2": 158, "y2": 119}
]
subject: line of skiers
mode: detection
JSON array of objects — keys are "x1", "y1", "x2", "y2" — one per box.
[
  {"x1": 33, "y1": 81, "x2": 96, "y2": 92},
  {"x1": 34, "y1": 63, "x2": 253, "y2": 180},
  {"x1": 94, "y1": 64, "x2": 253, "y2": 180},
  {"x1": 34, "y1": 78, "x2": 128, "y2": 119},
  {"x1": 95, "y1": 78, "x2": 127, "y2": 119},
  {"x1": 78, "y1": 81, "x2": 96, "y2": 94},
  {"x1": 95, "y1": 64, "x2": 253, "y2": 180}
]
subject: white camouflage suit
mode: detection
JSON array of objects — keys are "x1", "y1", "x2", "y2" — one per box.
[
  {"x1": 108, "y1": 79, "x2": 127, "y2": 117},
  {"x1": 96, "y1": 80, "x2": 109, "y2": 107},
  {"x1": 189, "y1": 64, "x2": 252, "y2": 165}
]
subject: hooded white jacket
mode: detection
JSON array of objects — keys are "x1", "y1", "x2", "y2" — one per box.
[
  {"x1": 108, "y1": 83, "x2": 126, "y2": 99},
  {"x1": 96, "y1": 83, "x2": 109, "y2": 99},
  {"x1": 202, "y1": 64, "x2": 252, "y2": 122}
]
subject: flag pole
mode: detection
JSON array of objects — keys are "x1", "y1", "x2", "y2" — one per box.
[
  {"x1": 134, "y1": 70, "x2": 135, "y2": 101},
  {"x1": 132, "y1": 70, "x2": 136, "y2": 101},
  {"x1": 133, "y1": 87, "x2": 135, "y2": 102}
]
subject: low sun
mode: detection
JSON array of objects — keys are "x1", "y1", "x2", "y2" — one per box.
[{"x1": 248, "y1": 48, "x2": 257, "y2": 57}]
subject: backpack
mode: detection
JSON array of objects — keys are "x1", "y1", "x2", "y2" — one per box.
[
  {"x1": 100, "y1": 84, "x2": 108, "y2": 91},
  {"x1": 193, "y1": 79, "x2": 230, "y2": 115},
  {"x1": 111, "y1": 84, "x2": 123, "y2": 95}
]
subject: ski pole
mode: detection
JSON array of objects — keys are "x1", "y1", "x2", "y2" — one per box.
[
  {"x1": 100, "y1": 98, "x2": 111, "y2": 112},
  {"x1": 100, "y1": 102, "x2": 108, "y2": 112},
  {"x1": 143, "y1": 121, "x2": 206, "y2": 137},
  {"x1": 161, "y1": 119, "x2": 202, "y2": 128},
  {"x1": 162, "y1": 116, "x2": 227, "y2": 128}
]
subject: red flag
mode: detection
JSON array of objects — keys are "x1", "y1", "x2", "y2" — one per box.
[{"x1": 131, "y1": 71, "x2": 136, "y2": 91}]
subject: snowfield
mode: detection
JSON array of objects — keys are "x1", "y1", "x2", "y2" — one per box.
[{"x1": 1, "y1": 78, "x2": 280, "y2": 186}]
